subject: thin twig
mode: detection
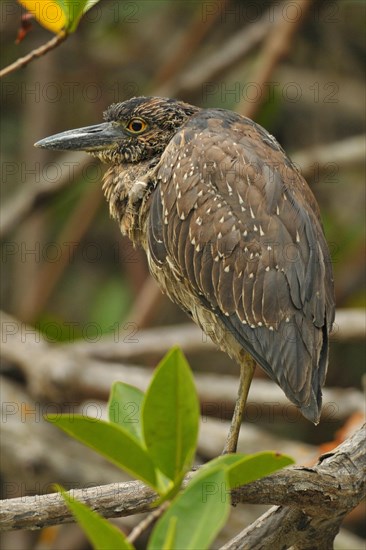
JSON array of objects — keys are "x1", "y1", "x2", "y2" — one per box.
[
  {"x1": 0, "y1": 32, "x2": 67, "y2": 79},
  {"x1": 127, "y1": 502, "x2": 169, "y2": 544}
]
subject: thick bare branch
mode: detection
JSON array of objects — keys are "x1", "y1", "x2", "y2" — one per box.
[
  {"x1": 222, "y1": 423, "x2": 366, "y2": 549},
  {"x1": 0, "y1": 480, "x2": 156, "y2": 532},
  {"x1": 0, "y1": 424, "x2": 364, "y2": 534}
]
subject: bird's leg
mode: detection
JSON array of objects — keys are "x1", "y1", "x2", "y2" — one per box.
[{"x1": 222, "y1": 355, "x2": 255, "y2": 454}]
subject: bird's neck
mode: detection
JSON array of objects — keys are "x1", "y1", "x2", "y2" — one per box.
[{"x1": 102, "y1": 159, "x2": 157, "y2": 246}]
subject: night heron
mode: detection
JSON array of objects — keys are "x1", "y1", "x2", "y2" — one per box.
[{"x1": 35, "y1": 96, "x2": 335, "y2": 453}]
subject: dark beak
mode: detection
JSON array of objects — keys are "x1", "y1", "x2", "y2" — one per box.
[{"x1": 34, "y1": 122, "x2": 122, "y2": 152}]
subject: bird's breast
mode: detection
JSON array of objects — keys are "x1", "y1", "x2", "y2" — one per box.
[{"x1": 102, "y1": 161, "x2": 157, "y2": 244}]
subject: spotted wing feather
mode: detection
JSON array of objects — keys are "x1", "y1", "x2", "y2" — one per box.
[{"x1": 147, "y1": 109, "x2": 335, "y2": 422}]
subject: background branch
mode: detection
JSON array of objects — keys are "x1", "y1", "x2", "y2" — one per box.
[
  {"x1": 291, "y1": 135, "x2": 366, "y2": 179},
  {"x1": 1, "y1": 310, "x2": 364, "y2": 421},
  {"x1": 239, "y1": 0, "x2": 313, "y2": 119},
  {"x1": 158, "y1": 1, "x2": 285, "y2": 98}
]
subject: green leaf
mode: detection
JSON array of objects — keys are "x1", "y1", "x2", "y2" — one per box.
[
  {"x1": 52, "y1": 0, "x2": 68, "y2": 15},
  {"x1": 108, "y1": 382, "x2": 144, "y2": 442},
  {"x1": 181, "y1": 454, "x2": 242, "y2": 495},
  {"x1": 197, "y1": 453, "x2": 245, "y2": 473},
  {"x1": 83, "y1": 0, "x2": 101, "y2": 12},
  {"x1": 142, "y1": 348, "x2": 200, "y2": 483},
  {"x1": 59, "y1": 486, "x2": 134, "y2": 550},
  {"x1": 47, "y1": 415, "x2": 158, "y2": 490},
  {"x1": 59, "y1": 0, "x2": 102, "y2": 32},
  {"x1": 227, "y1": 451, "x2": 294, "y2": 489},
  {"x1": 193, "y1": 451, "x2": 293, "y2": 489},
  {"x1": 148, "y1": 468, "x2": 230, "y2": 550}
]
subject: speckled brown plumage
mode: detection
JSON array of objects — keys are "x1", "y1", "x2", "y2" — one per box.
[{"x1": 35, "y1": 96, "x2": 335, "y2": 427}]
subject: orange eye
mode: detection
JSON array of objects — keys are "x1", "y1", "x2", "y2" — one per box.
[{"x1": 126, "y1": 118, "x2": 147, "y2": 134}]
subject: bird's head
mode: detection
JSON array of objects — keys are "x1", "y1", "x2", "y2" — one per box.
[{"x1": 35, "y1": 96, "x2": 200, "y2": 164}]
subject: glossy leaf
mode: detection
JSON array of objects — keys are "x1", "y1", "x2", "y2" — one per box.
[
  {"x1": 148, "y1": 468, "x2": 230, "y2": 550},
  {"x1": 59, "y1": 486, "x2": 134, "y2": 550},
  {"x1": 142, "y1": 347, "x2": 200, "y2": 482},
  {"x1": 108, "y1": 382, "x2": 144, "y2": 442},
  {"x1": 47, "y1": 414, "x2": 158, "y2": 489}
]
